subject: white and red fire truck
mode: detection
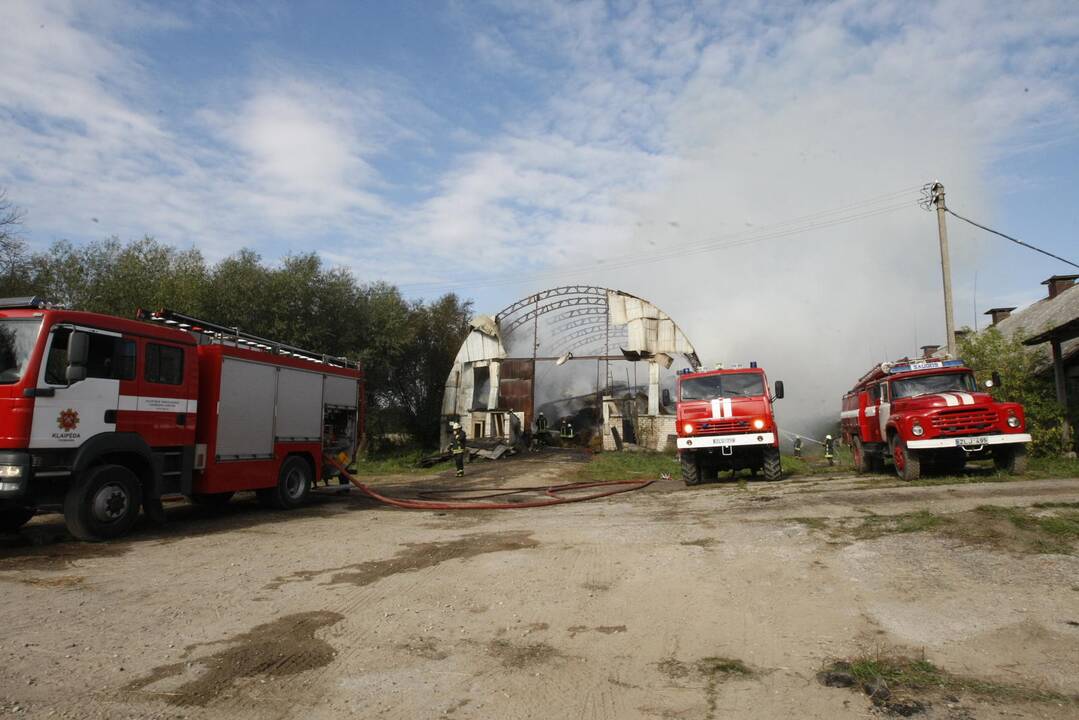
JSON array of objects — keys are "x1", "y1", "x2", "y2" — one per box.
[
  {"x1": 675, "y1": 364, "x2": 785, "y2": 484},
  {"x1": 0, "y1": 298, "x2": 363, "y2": 540},
  {"x1": 840, "y1": 356, "x2": 1029, "y2": 480}
]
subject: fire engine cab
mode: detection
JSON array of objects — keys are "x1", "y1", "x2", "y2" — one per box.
[
  {"x1": 675, "y1": 364, "x2": 785, "y2": 484},
  {"x1": 0, "y1": 298, "x2": 363, "y2": 540},
  {"x1": 840, "y1": 356, "x2": 1029, "y2": 480}
]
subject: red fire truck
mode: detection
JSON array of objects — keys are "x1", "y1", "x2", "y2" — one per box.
[
  {"x1": 0, "y1": 298, "x2": 363, "y2": 540},
  {"x1": 675, "y1": 364, "x2": 785, "y2": 484},
  {"x1": 840, "y1": 357, "x2": 1029, "y2": 480}
]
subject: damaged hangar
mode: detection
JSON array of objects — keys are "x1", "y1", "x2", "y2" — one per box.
[{"x1": 440, "y1": 286, "x2": 700, "y2": 452}]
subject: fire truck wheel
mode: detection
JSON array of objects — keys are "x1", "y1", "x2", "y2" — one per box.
[
  {"x1": 63, "y1": 464, "x2": 143, "y2": 541},
  {"x1": 889, "y1": 435, "x2": 921, "y2": 481},
  {"x1": 260, "y1": 456, "x2": 312, "y2": 510},
  {"x1": 680, "y1": 454, "x2": 701, "y2": 486},
  {"x1": 762, "y1": 448, "x2": 782, "y2": 481},
  {"x1": 0, "y1": 505, "x2": 35, "y2": 532},
  {"x1": 189, "y1": 491, "x2": 235, "y2": 508},
  {"x1": 993, "y1": 444, "x2": 1028, "y2": 475},
  {"x1": 851, "y1": 437, "x2": 870, "y2": 474}
]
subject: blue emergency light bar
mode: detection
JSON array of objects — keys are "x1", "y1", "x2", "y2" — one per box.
[{"x1": 887, "y1": 359, "x2": 964, "y2": 375}]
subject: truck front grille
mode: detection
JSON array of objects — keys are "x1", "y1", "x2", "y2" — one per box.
[
  {"x1": 931, "y1": 408, "x2": 997, "y2": 436},
  {"x1": 697, "y1": 419, "x2": 749, "y2": 432}
]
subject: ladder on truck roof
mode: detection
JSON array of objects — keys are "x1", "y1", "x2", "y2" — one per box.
[{"x1": 135, "y1": 308, "x2": 359, "y2": 370}]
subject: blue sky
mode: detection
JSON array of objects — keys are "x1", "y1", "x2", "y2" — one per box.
[{"x1": 3, "y1": 0, "x2": 1079, "y2": 419}]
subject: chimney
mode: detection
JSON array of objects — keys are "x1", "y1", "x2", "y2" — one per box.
[
  {"x1": 1042, "y1": 274, "x2": 1079, "y2": 300},
  {"x1": 984, "y1": 307, "x2": 1016, "y2": 326},
  {"x1": 920, "y1": 344, "x2": 940, "y2": 358}
]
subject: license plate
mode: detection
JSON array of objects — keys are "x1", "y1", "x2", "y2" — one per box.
[
  {"x1": 956, "y1": 436, "x2": 988, "y2": 446},
  {"x1": 711, "y1": 436, "x2": 736, "y2": 445}
]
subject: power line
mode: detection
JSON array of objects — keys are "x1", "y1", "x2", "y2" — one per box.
[{"x1": 945, "y1": 207, "x2": 1079, "y2": 270}]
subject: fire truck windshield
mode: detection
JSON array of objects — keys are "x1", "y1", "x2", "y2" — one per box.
[
  {"x1": 0, "y1": 319, "x2": 42, "y2": 384},
  {"x1": 680, "y1": 372, "x2": 765, "y2": 400},
  {"x1": 891, "y1": 372, "x2": 976, "y2": 399}
]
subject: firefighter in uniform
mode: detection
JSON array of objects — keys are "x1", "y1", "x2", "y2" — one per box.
[
  {"x1": 450, "y1": 422, "x2": 467, "y2": 477},
  {"x1": 824, "y1": 434, "x2": 836, "y2": 466},
  {"x1": 536, "y1": 412, "x2": 548, "y2": 433},
  {"x1": 793, "y1": 436, "x2": 803, "y2": 458}
]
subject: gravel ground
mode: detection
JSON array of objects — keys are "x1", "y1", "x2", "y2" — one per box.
[{"x1": 1, "y1": 450, "x2": 1077, "y2": 720}]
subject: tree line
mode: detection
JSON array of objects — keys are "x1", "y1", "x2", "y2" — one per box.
[{"x1": 0, "y1": 195, "x2": 469, "y2": 448}]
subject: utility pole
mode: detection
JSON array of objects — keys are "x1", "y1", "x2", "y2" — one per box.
[{"x1": 931, "y1": 182, "x2": 958, "y2": 356}]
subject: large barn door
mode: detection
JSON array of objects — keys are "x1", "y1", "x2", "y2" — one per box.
[{"x1": 498, "y1": 359, "x2": 535, "y2": 429}]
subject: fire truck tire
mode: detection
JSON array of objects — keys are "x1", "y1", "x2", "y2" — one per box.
[
  {"x1": 762, "y1": 448, "x2": 782, "y2": 481},
  {"x1": 681, "y1": 454, "x2": 701, "y2": 486},
  {"x1": 63, "y1": 464, "x2": 143, "y2": 541},
  {"x1": 259, "y1": 456, "x2": 312, "y2": 509},
  {"x1": 0, "y1": 505, "x2": 35, "y2": 532},
  {"x1": 993, "y1": 444, "x2": 1028, "y2": 475},
  {"x1": 852, "y1": 437, "x2": 871, "y2": 474},
  {"x1": 189, "y1": 491, "x2": 235, "y2": 508},
  {"x1": 889, "y1": 435, "x2": 921, "y2": 482}
]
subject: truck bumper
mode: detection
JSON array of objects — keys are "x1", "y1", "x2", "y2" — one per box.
[
  {"x1": 678, "y1": 433, "x2": 775, "y2": 450},
  {"x1": 0, "y1": 451, "x2": 31, "y2": 498},
  {"x1": 906, "y1": 433, "x2": 1031, "y2": 450}
]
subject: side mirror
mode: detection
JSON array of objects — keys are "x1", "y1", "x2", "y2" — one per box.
[
  {"x1": 774, "y1": 380, "x2": 785, "y2": 400},
  {"x1": 66, "y1": 331, "x2": 89, "y2": 384},
  {"x1": 662, "y1": 389, "x2": 671, "y2": 406},
  {"x1": 990, "y1": 371, "x2": 1002, "y2": 389}
]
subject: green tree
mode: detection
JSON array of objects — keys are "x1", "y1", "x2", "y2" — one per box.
[
  {"x1": 3, "y1": 230, "x2": 472, "y2": 451},
  {"x1": 0, "y1": 188, "x2": 33, "y2": 296},
  {"x1": 958, "y1": 327, "x2": 1065, "y2": 455}
]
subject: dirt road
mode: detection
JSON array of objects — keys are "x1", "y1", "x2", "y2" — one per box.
[{"x1": 2, "y1": 451, "x2": 1077, "y2": 719}]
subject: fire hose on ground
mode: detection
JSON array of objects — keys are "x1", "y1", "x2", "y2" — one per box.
[{"x1": 322, "y1": 454, "x2": 655, "y2": 511}]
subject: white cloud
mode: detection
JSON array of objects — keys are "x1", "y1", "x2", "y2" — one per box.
[
  {"x1": 0, "y1": 1, "x2": 416, "y2": 260},
  {"x1": 395, "y1": 0, "x2": 1079, "y2": 432}
]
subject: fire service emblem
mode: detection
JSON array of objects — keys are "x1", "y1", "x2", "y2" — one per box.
[{"x1": 57, "y1": 409, "x2": 80, "y2": 431}]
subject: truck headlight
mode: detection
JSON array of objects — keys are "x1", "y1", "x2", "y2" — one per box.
[
  {"x1": 0, "y1": 465, "x2": 24, "y2": 478},
  {"x1": 911, "y1": 423, "x2": 925, "y2": 437},
  {"x1": 683, "y1": 423, "x2": 694, "y2": 434},
  {"x1": 1007, "y1": 415, "x2": 1020, "y2": 428},
  {"x1": 752, "y1": 419, "x2": 765, "y2": 430}
]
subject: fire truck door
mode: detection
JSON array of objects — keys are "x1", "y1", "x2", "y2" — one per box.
[
  {"x1": 877, "y1": 382, "x2": 891, "y2": 439},
  {"x1": 29, "y1": 325, "x2": 124, "y2": 449},
  {"x1": 132, "y1": 340, "x2": 195, "y2": 447}
]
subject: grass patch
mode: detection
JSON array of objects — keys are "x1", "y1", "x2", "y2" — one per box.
[
  {"x1": 348, "y1": 450, "x2": 450, "y2": 476},
  {"x1": 781, "y1": 447, "x2": 853, "y2": 477},
  {"x1": 847, "y1": 510, "x2": 950, "y2": 540},
  {"x1": 656, "y1": 655, "x2": 755, "y2": 720},
  {"x1": 576, "y1": 450, "x2": 678, "y2": 482},
  {"x1": 696, "y1": 656, "x2": 752, "y2": 677},
  {"x1": 1028, "y1": 455, "x2": 1079, "y2": 479},
  {"x1": 790, "y1": 516, "x2": 828, "y2": 530},
  {"x1": 799, "y1": 505, "x2": 1079, "y2": 555},
  {"x1": 821, "y1": 652, "x2": 1077, "y2": 707},
  {"x1": 967, "y1": 505, "x2": 1079, "y2": 554}
]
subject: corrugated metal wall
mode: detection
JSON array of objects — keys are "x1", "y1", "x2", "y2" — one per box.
[{"x1": 498, "y1": 359, "x2": 535, "y2": 428}]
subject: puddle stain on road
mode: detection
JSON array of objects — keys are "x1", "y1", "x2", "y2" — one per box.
[
  {"x1": 265, "y1": 531, "x2": 538, "y2": 590},
  {"x1": 567, "y1": 624, "x2": 627, "y2": 638},
  {"x1": 124, "y1": 611, "x2": 343, "y2": 707},
  {"x1": 0, "y1": 535, "x2": 129, "y2": 571}
]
